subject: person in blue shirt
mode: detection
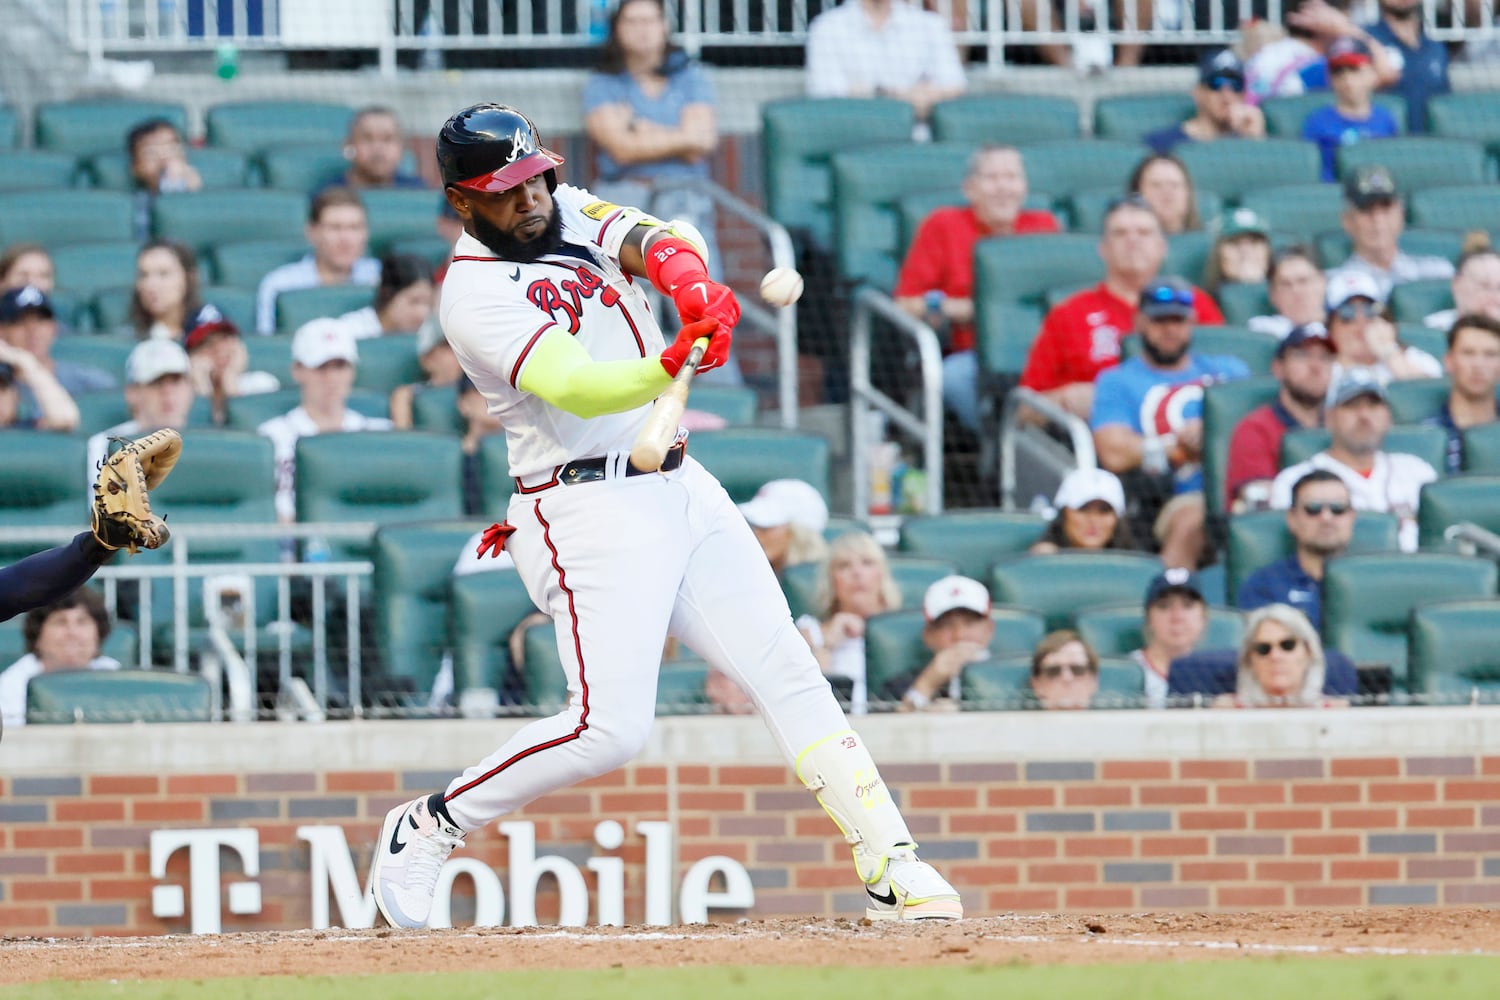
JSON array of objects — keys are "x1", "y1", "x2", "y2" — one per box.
[
  {"x1": 1302, "y1": 37, "x2": 1400, "y2": 182},
  {"x1": 1365, "y1": 0, "x2": 1449, "y2": 132},
  {"x1": 1092, "y1": 276, "x2": 1251, "y2": 569},
  {"x1": 1236, "y1": 469, "x2": 1354, "y2": 629}
]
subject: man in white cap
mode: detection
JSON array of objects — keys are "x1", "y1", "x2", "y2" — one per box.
[
  {"x1": 86, "y1": 339, "x2": 195, "y2": 479},
  {"x1": 883, "y1": 575, "x2": 994, "y2": 712},
  {"x1": 737, "y1": 478, "x2": 831, "y2": 578},
  {"x1": 258, "y1": 318, "x2": 392, "y2": 522}
]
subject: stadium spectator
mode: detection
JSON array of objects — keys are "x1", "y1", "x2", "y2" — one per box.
[
  {"x1": 1423, "y1": 238, "x2": 1500, "y2": 331},
  {"x1": 258, "y1": 319, "x2": 393, "y2": 522},
  {"x1": 1145, "y1": 48, "x2": 1265, "y2": 155},
  {"x1": 1126, "y1": 154, "x2": 1202, "y2": 236},
  {"x1": 1271, "y1": 374, "x2": 1436, "y2": 551},
  {"x1": 0, "y1": 338, "x2": 78, "y2": 432},
  {"x1": 883, "y1": 575, "x2": 994, "y2": 712},
  {"x1": 1302, "y1": 37, "x2": 1399, "y2": 182},
  {"x1": 388, "y1": 315, "x2": 463, "y2": 429},
  {"x1": 1215, "y1": 604, "x2": 1346, "y2": 708},
  {"x1": 334, "y1": 253, "x2": 436, "y2": 339},
  {"x1": 0, "y1": 243, "x2": 55, "y2": 293},
  {"x1": 317, "y1": 106, "x2": 427, "y2": 194},
  {"x1": 127, "y1": 240, "x2": 204, "y2": 340},
  {"x1": 1249, "y1": 246, "x2": 1328, "y2": 339},
  {"x1": 255, "y1": 189, "x2": 381, "y2": 335},
  {"x1": 432, "y1": 202, "x2": 464, "y2": 287},
  {"x1": 1092, "y1": 277, "x2": 1250, "y2": 569},
  {"x1": 1129, "y1": 568, "x2": 1208, "y2": 709},
  {"x1": 1225, "y1": 323, "x2": 1335, "y2": 512},
  {"x1": 1325, "y1": 269, "x2": 1442, "y2": 390},
  {"x1": 127, "y1": 118, "x2": 201, "y2": 242},
  {"x1": 454, "y1": 375, "x2": 501, "y2": 517},
  {"x1": 1028, "y1": 466, "x2": 1139, "y2": 554},
  {"x1": 795, "y1": 530, "x2": 901, "y2": 715},
  {"x1": 1237, "y1": 469, "x2": 1352, "y2": 629},
  {"x1": 1244, "y1": 0, "x2": 1398, "y2": 103},
  {"x1": 1365, "y1": 0, "x2": 1449, "y2": 133},
  {"x1": 86, "y1": 340, "x2": 195, "y2": 476},
  {"x1": 1428, "y1": 313, "x2": 1500, "y2": 474},
  {"x1": 1029, "y1": 630, "x2": 1100, "y2": 711},
  {"x1": 1203, "y1": 208, "x2": 1272, "y2": 296},
  {"x1": 0, "y1": 286, "x2": 113, "y2": 397},
  {"x1": 0, "y1": 588, "x2": 119, "y2": 729},
  {"x1": 1020, "y1": 197, "x2": 1224, "y2": 419},
  {"x1": 1327, "y1": 165, "x2": 1454, "y2": 300},
  {"x1": 804, "y1": 0, "x2": 966, "y2": 136},
  {"x1": 182, "y1": 308, "x2": 279, "y2": 425},
  {"x1": 737, "y1": 478, "x2": 830, "y2": 579},
  {"x1": 895, "y1": 145, "x2": 1061, "y2": 431}
]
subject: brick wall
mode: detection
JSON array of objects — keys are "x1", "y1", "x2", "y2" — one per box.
[{"x1": 6, "y1": 732, "x2": 1500, "y2": 935}]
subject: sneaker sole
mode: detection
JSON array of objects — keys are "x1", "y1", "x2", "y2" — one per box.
[
  {"x1": 370, "y1": 803, "x2": 419, "y2": 929},
  {"x1": 866, "y1": 897, "x2": 964, "y2": 921}
]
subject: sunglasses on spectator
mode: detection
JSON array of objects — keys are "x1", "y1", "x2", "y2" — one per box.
[
  {"x1": 1299, "y1": 501, "x2": 1351, "y2": 517},
  {"x1": 1037, "y1": 661, "x2": 1096, "y2": 679},
  {"x1": 1146, "y1": 284, "x2": 1196, "y2": 308},
  {"x1": 1205, "y1": 74, "x2": 1245, "y2": 92},
  {"x1": 1334, "y1": 301, "x2": 1380, "y2": 322},
  {"x1": 1252, "y1": 638, "x2": 1301, "y2": 657}
]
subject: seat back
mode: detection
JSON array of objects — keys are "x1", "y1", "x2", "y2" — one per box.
[
  {"x1": 35, "y1": 100, "x2": 188, "y2": 156},
  {"x1": 684, "y1": 385, "x2": 759, "y2": 426},
  {"x1": 831, "y1": 143, "x2": 973, "y2": 287},
  {"x1": 353, "y1": 334, "x2": 424, "y2": 394},
  {"x1": 897, "y1": 510, "x2": 1046, "y2": 580},
  {"x1": 1336, "y1": 137, "x2": 1489, "y2": 191},
  {"x1": 1408, "y1": 597, "x2": 1500, "y2": 699},
  {"x1": 1226, "y1": 509, "x2": 1400, "y2": 604},
  {"x1": 1202, "y1": 376, "x2": 1280, "y2": 516},
  {"x1": 1418, "y1": 475, "x2": 1500, "y2": 549},
  {"x1": 973, "y1": 302, "x2": 1045, "y2": 378},
  {"x1": 0, "y1": 150, "x2": 82, "y2": 191},
  {"x1": 1178, "y1": 139, "x2": 1322, "y2": 201},
  {"x1": 211, "y1": 239, "x2": 309, "y2": 288},
  {"x1": 0, "y1": 433, "x2": 88, "y2": 562},
  {"x1": 152, "y1": 190, "x2": 308, "y2": 255},
  {"x1": 275, "y1": 285, "x2": 376, "y2": 334},
  {"x1": 451, "y1": 569, "x2": 544, "y2": 703},
  {"x1": 686, "y1": 428, "x2": 830, "y2": 502},
  {"x1": 240, "y1": 333, "x2": 295, "y2": 386},
  {"x1": 931, "y1": 94, "x2": 1080, "y2": 144},
  {"x1": 226, "y1": 387, "x2": 389, "y2": 430},
  {"x1": 1262, "y1": 92, "x2": 1406, "y2": 137},
  {"x1": 655, "y1": 661, "x2": 710, "y2": 715},
  {"x1": 475, "y1": 434, "x2": 518, "y2": 520},
  {"x1": 520, "y1": 621, "x2": 570, "y2": 709},
  {"x1": 778, "y1": 555, "x2": 947, "y2": 621},
  {"x1": 960, "y1": 654, "x2": 1144, "y2": 709},
  {"x1": 1239, "y1": 184, "x2": 1346, "y2": 243},
  {"x1": 87, "y1": 147, "x2": 249, "y2": 190},
  {"x1": 1075, "y1": 603, "x2": 1245, "y2": 657},
  {"x1": 0, "y1": 105, "x2": 18, "y2": 148},
  {"x1": 1464, "y1": 422, "x2": 1500, "y2": 473},
  {"x1": 1428, "y1": 91, "x2": 1500, "y2": 146},
  {"x1": 0, "y1": 190, "x2": 134, "y2": 247},
  {"x1": 411, "y1": 383, "x2": 464, "y2": 434},
  {"x1": 1389, "y1": 280, "x2": 1454, "y2": 324},
  {"x1": 257, "y1": 143, "x2": 346, "y2": 192},
  {"x1": 373, "y1": 521, "x2": 488, "y2": 692},
  {"x1": 1280, "y1": 424, "x2": 1448, "y2": 473},
  {"x1": 989, "y1": 552, "x2": 1164, "y2": 631},
  {"x1": 50, "y1": 241, "x2": 140, "y2": 299},
  {"x1": 1213, "y1": 282, "x2": 1272, "y2": 325},
  {"x1": 206, "y1": 100, "x2": 355, "y2": 151},
  {"x1": 1093, "y1": 92, "x2": 1195, "y2": 141},
  {"x1": 362, "y1": 188, "x2": 445, "y2": 255},
  {"x1": 973, "y1": 233, "x2": 1102, "y2": 308},
  {"x1": 1020, "y1": 140, "x2": 1146, "y2": 203},
  {"x1": 1384, "y1": 377, "x2": 1452, "y2": 424},
  {"x1": 864, "y1": 606, "x2": 1048, "y2": 704},
  {"x1": 27, "y1": 669, "x2": 212, "y2": 724},
  {"x1": 1408, "y1": 184, "x2": 1500, "y2": 234}
]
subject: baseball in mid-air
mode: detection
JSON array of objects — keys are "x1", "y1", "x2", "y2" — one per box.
[{"x1": 759, "y1": 267, "x2": 805, "y2": 307}]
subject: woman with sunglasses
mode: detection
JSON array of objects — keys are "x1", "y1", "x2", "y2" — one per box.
[
  {"x1": 1325, "y1": 270, "x2": 1441, "y2": 396},
  {"x1": 1029, "y1": 630, "x2": 1099, "y2": 711},
  {"x1": 1216, "y1": 604, "x2": 1345, "y2": 708},
  {"x1": 1250, "y1": 246, "x2": 1326, "y2": 339}
]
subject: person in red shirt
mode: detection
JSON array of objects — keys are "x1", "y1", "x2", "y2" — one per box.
[
  {"x1": 895, "y1": 145, "x2": 1061, "y2": 430},
  {"x1": 1020, "y1": 195, "x2": 1223, "y2": 420},
  {"x1": 1224, "y1": 323, "x2": 1333, "y2": 512}
]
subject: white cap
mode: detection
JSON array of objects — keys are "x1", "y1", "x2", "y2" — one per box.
[
  {"x1": 1325, "y1": 269, "x2": 1385, "y2": 311},
  {"x1": 293, "y1": 318, "x2": 360, "y2": 368},
  {"x1": 125, "y1": 338, "x2": 191, "y2": 386},
  {"x1": 738, "y1": 479, "x2": 829, "y2": 534},
  {"x1": 923, "y1": 575, "x2": 991, "y2": 622},
  {"x1": 416, "y1": 314, "x2": 447, "y2": 358},
  {"x1": 1053, "y1": 467, "x2": 1126, "y2": 516}
]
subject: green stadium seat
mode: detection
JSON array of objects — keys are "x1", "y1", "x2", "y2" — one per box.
[
  {"x1": 34, "y1": 100, "x2": 188, "y2": 156},
  {"x1": 1463, "y1": 422, "x2": 1500, "y2": 472},
  {"x1": 353, "y1": 334, "x2": 424, "y2": 394},
  {"x1": 26, "y1": 669, "x2": 211, "y2": 724},
  {"x1": 762, "y1": 98, "x2": 915, "y2": 250},
  {"x1": 862, "y1": 605, "x2": 1040, "y2": 704},
  {"x1": 959, "y1": 654, "x2": 1144, "y2": 710},
  {"x1": 152, "y1": 190, "x2": 308, "y2": 255},
  {"x1": 1178, "y1": 140, "x2": 1322, "y2": 202},
  {"x1": 1075, "y1": 603, "x2": 1245, "y2": 657},
  {"x1": 0, "y1": 190, "x2": 134, "y2": 247},
  {"x1": 1337, "y1": 137, "x2": 1490, "y2": 191},
  {"x1": 931, "y1": 93, "x2": 1080, "y2": 144},
  {"x1": 0, "y1": 433, "x2": 87, "y2": 562},
  {"x1": 0, "y1": 106, "x2": 18, "y2": 148},
  {"x1": 362, "y1": 188, "x2": 445, "y2": 256},
  {"x1": 1225, "y1": 510, "x2": 1400, "y2": 604},
  {"x1": 224, "y1": 386, "x2": 389, "y2": 430},
  {"x1": 373, "y1": 521, "x2": 490, "y2": 695},
  {"x1": 1121, "y1": 325, "x2": 1278, "y2": 373},
  {"x1": 989, "y1": 552, "x2": 1163, "y2": 631},
  {"x1": 87, "y1": 287, "x2": 135, "y2": 333},
  {"x1": 211, "y1": 239, "x2": 309, "y2": 288},
  {"x1": 1408, "y1": 598, "x2": 1500, "y2": 701},
  {"x1": 1322, "y1": 552, "x2": 1497, "y2": 689},
  {"x1": 257, "y1": 143, "x2": 348, "y2": 192},
  {"x1": 46, "y1": 289, "x2": 91, "y2": 331},
  {"x1": 687, "y1": 428, "x2": 831, "y2": 502},
  {"x1": 1280, "y1": 423, "x2": 1447, "y2": 472},
  {"x1": 974, "y1": 302, "x2": 1045, "y2": 378},
  {"x1": 1398, "y1": 322, "x2": 1452, "y2": 361},
  {"x1": 475, "y1": 434, "x2": 518, "y2": 521},
  {"x1": 897, "y1": 510, "x2": 1047, "y2": 580},
  {"x1": 831, "y1": 143, "x2": 973, "y2": 287},
  {"x1": 50, "y1": 333, "x2": 134, "y2": 382},
  {"x1": 386, "y1": 236, "x2": 452, "y2": 271},
  {"x1": 1216, "y1": 282, "x2": 1272, "y2": 325},
  {"x1": 1408, "y1": 185, "x2": 1500, "y2": 234},
  {"x1": 0, "y1": 150, "x2": 82, "y2": 191},
  {"x1": 1316, "y1": 229, "x2": 1464, "y2": 271},
  {"x1": 1239, "y1": 184, "x2": 1345, "y2": 242},
  {"x1": 1389, "y1": 280, "x2": 1454, "y2": 324},
  {"x1": 206, "y1": 101, "x2": 354, "y2": 151},
  {"x1": 655, "y1": 661, "x2": 710, "y2": 715},
  {"x1": 1166, "y1": 230, "x2": 1214, "y2": 286},
  {"x1": 1068, "y1": 188, "x2": 1224, "y2": 236},
  {"x1": 972, "y1": 232, "x2": 1101, "y2": 308},
  {"x1": 520, "y1": 620, "x2": 570, "y2": 709},
  {"x1": 85, "y1": 147, "x2": 250, "y2": 190},
  {"x1": 1202, "y1": 376, "x2": 1280, "y2": 517},
  {"x1": 823, "y1": 516, "x2": 870, "y2": 541},
  {"x1": 275, "y1": 285, "x2": 374, "y2": 335},
  {"x1": 200, "y1": 286, "x2": 260, "y2": 337},
  {"x1": 451, "y1": 569, "x2": 545, "y2": 705},
  {"x1": 1428, "y1": 91, "x2": 1500, "y2": 155},
  {"x1": 1021, "y1": 140, "x2": 1146, "y2": 206},
  {"x1": 1384, "y1": 377, "x2": 1451, "y2": 424},
  {"x1": 1093, "y1": 92, "x2": 1195, "y2": 141},
  {"x1": 50, "y1": 241, "x2": 139, "y2": 299},
  {"x1": 72, "y1": 390, "x2": 129, "y2": 430},
  {"x1": 1417, "y1": 475, "x2": 1500, "y2": 550},
  {"x1": 684, "y1": 384, "x2": 758, "y2": 425},
  {"x1": 1262, "y1": 92, "x2": 1406, "y2": 138},
  {"x1": 411, "y1": 383, "x2": 464, "y2": 434},
  {"x1": 239, "y1": 334, "x2": 297, "y2": 388},
  {"x1": 778, "y1": 555, "x2": 952, "y2": 622}
]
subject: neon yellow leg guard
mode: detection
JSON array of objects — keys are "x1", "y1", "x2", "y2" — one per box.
[{"x1": 794, "y1": 729, "x2": 916, "y2": 884}]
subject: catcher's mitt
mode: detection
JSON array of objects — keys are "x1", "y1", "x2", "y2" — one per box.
[{"x1": 91, "y1": 428, "x2": 183, "y2": 554}]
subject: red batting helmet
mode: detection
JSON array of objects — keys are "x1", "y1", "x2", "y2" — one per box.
[{"x1": 436, "y1": 103, "x2": 564, "y2": 194}]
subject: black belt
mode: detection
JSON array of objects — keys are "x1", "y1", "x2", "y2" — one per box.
[{"x1": 559, "y1": 440, "x2": 685, "y2": 485}]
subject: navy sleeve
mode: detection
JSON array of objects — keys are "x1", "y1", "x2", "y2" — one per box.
[
  {"x1": 0, "y1": 532, "x2": 113, "y2": 624},
  {"x1": 1235, "y1": 567, "x2": 1277, "y2": 611},
  {"x1": 1322, "y1": 649, "x2": 1361, "y2": 697}
]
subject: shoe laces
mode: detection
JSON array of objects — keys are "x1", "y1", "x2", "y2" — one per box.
[{"x1": 407, "y1": 826, "x2": 463, "y2": 891}]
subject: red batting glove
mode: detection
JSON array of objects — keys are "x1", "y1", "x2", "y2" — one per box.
[
  {"x1": 659, "y1": 318, "x2": 730, "y2": 378},
  {"x1": 644, "y1": 236, "x2": 741, "y2": 330},
  {"x1": 476, "y1": 522, "x2": 516, "y2": 559}
]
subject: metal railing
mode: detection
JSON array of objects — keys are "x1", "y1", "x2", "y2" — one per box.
[
  {"x1": 999, "y1": 385, "x2": 1096, "y2": 510},
  {"x1": 849, "y1": 287, "x2": 945, "y2": 517}
]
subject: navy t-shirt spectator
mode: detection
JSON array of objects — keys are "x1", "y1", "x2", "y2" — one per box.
[
  {"x1": 1366, "y1": 14, "x2": 1449, "y2": 132},
  {"x1": 1237, "y1": 556, "x2": 1324, "y2": 628}
]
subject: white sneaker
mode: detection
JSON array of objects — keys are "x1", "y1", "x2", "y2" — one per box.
[
  {"x1": 864, "y1": 850, "x2": 963, "y2": 921},
  {"x1": 370, "y1": 796, "x2": 465, "y2": 928}
]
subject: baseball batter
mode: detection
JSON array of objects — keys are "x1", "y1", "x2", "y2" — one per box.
[{"x1": 368, "y1": 104, "x2": 961, "y2": 927}]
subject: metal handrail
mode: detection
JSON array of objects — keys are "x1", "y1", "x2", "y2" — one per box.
[
  {"x1": 999, "y1": 386, "x2": 1097, "y2": 510},
  {"x1": 849, "y1": 287, "x2": 944, "y2": 518},
  {"x1": 1446, "y1": 522, "x2": 1500, "y2": 560}
]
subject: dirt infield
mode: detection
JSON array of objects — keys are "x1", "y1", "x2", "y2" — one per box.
[{"x1": 5, "y1": 908, "x2": 1499, "y2": 984}]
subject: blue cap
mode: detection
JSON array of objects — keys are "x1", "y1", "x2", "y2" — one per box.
[{"x1": 1144, "y1": 567, "x2": 1205, "y2": 608}]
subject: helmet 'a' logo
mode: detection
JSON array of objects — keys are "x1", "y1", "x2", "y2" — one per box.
[{"x1": 506, "y1": 127, "x2": 535, "y2": 163}]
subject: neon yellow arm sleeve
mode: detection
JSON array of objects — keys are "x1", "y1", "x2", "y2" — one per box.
[{"x1": 517, "y1": 328, "x2": 671, "y2": 418}]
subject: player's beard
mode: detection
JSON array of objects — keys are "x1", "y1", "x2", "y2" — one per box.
[{"x1": 471, "y1": 205, "x2": 564, "y2": 263}]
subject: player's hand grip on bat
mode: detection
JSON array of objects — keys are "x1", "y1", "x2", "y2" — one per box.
[
  {"x1": 658, "y1": 317, "x2": 729, "y2": 378},
  {"x1": 644, "y1": 236, "x2": 741, "y2": 331}
]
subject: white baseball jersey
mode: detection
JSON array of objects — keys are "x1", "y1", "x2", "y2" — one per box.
[
  {"x1": 1270, "y1": 450, "x2": 1437, "y2": 553},
  {"x1": 440, "y1": 184, "x2": 666, "y2": 483}
]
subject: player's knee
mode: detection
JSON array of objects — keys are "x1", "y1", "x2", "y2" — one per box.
[{"x1": 579, "y1": 717, "x2": 653, "y2": 773}]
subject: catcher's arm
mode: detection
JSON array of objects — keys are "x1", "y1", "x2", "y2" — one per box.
[{"x1": 91, "y1": 429, "x2": 183, "y2": 555}]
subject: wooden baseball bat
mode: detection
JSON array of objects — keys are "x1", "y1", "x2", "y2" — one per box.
[{"x1": 629, "y1": 336, "x2": 710, "y2": 471}]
